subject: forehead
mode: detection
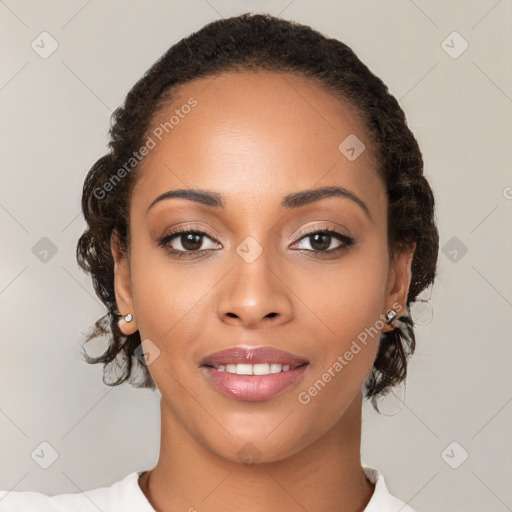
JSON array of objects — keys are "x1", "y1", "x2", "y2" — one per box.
[{"x1": 131, "y1": 69, "x2": 385, "y2": 217}]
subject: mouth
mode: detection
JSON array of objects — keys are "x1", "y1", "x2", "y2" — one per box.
[
  {"x1": 200, "y1": 345, "x2": 309, "y2": 368},
  {"x1": 199, "y1": 345, "x2": 309, "y2": 401},
  {"x1": 201, "y1": 362, "x2": 307, "y2": 374}
]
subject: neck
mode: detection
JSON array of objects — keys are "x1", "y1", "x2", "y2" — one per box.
[{"x1": 140, "y1": 391, "x2": 374, "y2": 512}]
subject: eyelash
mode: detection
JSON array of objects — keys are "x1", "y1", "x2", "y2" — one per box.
[{"x1": 157, "y1": 226, "x2": 355, "y2": 259}]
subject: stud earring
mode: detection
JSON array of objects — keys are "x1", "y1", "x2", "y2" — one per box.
[
  {"x1": 113, "y1": 310, "x2": 133, "y2": 322},
  {"x1": 385, "y1": 309, "x2": 398, "y2": 324}
]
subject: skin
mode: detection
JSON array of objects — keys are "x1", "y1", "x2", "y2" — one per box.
[{"x1": 111, "y1": 70, "x2": 415, "y2": 512}]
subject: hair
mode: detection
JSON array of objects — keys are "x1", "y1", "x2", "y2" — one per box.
[{"x1": 76, "y1": 12, "x2": 439, "y2": 411}]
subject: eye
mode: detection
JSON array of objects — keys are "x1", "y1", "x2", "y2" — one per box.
[
  {"x1": 292, "y1": 228, "x2": 355, "y2": 256},
  {"x1": 158, "y1": 226, "x2": 355, "y2": 259},
  {"x1": 158, "y1": 227, "x2": 221, "y2": 258}
]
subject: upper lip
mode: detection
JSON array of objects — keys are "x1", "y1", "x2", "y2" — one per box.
[{"x1": 200, "y1": 345, "x2": 309, "y2": 368}]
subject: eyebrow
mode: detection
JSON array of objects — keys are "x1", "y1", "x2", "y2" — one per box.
[{"x1": 146, "y1": 185, "x2": 371, "y2": 220}]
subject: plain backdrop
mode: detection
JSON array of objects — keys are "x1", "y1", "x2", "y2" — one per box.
[{"x1": 1, "y1": 1, "x2": 511, "y2": 511}]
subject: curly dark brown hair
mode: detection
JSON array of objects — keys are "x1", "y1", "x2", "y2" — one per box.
[{"x1": 76, "y1": 13, "x2": 439, "y2": 411}]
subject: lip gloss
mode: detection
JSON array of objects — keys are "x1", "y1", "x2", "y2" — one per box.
[{"x1": 200, "y1": 364, "x2": 308, "y2": 401}]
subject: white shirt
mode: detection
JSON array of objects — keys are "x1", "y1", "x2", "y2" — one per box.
[{"x1": 0, "y1": 466, "x2": 419, "y2": 511}]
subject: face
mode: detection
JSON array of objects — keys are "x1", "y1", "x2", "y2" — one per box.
[{"x1": 112, "y1": 70, "x2": 414, "y2": 463}]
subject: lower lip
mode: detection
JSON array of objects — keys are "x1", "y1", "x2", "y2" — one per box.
[{"x1": 200, "y1": 364, "x2": 309, "y2": 401}]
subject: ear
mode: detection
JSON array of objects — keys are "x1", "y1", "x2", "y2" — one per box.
[
  {"x1": 381, "y1": 242, "x2": 416, "y2": 333},
  {"x1": 111, "y1": 229, "x2": 138, "y2": 335}
]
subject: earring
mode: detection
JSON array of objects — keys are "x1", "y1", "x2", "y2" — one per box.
[
  {"x1": 385, "y1": 309, "x2": 398, "y2": 324},
  {"x1": 113, "y1": 310, "x2": 134, "y2": 323}
]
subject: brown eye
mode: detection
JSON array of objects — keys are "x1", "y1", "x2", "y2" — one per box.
[
  {"x1": 179, "y1": 232, "x2": 203, "y2": 251},
  {"x1": 158, "y1": 228, "x2": 221, "y2": 257},
  {"x1": 292, "y1": 229, "x2": 355, "y2": 256},
  {"x1": 309, "y1": 233, "x2": 332, "y2": 251}
]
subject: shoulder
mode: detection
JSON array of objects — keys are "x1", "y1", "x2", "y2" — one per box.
[
  {"x1": 363, "y1": 466, "x2": 421, "y2": 512},
  {"x1": 1, "y1": 467, "x2": 422, "y2": 512},
  {"x1": 0, "y1": 471, "x2": 155, "y2": 512}
]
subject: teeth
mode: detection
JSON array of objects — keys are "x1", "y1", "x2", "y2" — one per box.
[
  {"x1": 214, "y1": 363, "x2": 296, "y2": 375},
  {"x1": 236, "y1": 364, "x2": 253, "y2": 375},
  {"x1": 270, "y1": 363, "x2": 281, "y2": 373},
  {"x1": 253, "y1": 363, "x2": 270, "y2": 375}
]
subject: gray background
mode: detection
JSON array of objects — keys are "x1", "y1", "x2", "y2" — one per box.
[{"x1": 1, "y1": 1, "x2": 511, "y2": 511}]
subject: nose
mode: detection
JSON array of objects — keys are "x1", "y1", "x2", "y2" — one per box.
[{"x1": 217, "y1": 247, "x2": 293, "y2": 329}]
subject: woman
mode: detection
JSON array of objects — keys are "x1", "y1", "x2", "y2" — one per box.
[{"x1": 0, "y1": 13, "x2": 438, "y2": 512}]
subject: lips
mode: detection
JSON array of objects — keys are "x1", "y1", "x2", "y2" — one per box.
[
  {"x1": 199, "y1": 345, "x2": 309, "y2": 401},
  {"x1": 200, "y1": 345, "x2": 309, "y2": 368}
]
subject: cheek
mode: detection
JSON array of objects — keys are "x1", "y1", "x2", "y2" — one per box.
[
  {"x1": 294, "y1": 239, "x2": 390, "y2": 345},
  {"x1": 290, "y1": 238, "x2": 389, "y2": 400},
  {"x1": 291, "y1": 260, "x2": 388, "y2": 436},
  {"x1": 127, "y1": 239, "x2": 246, "y2": 401},
  {"x1": 129, "y1": 237, "x2": 208, "y2": 334}
]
